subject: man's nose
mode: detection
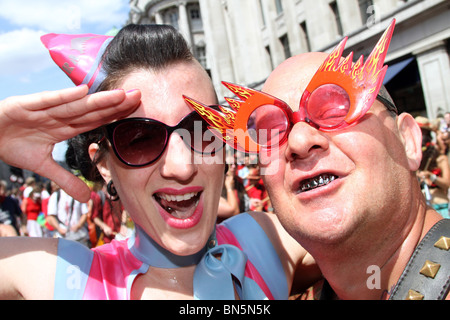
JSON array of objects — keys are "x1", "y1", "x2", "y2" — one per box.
[{"x1": 284, "y1": 120, "x2": 330, "y2": 162}]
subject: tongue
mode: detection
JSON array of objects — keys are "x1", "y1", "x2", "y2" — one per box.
[{"x1": 160, "y1": 198, "x2": 197, "y2": 219}]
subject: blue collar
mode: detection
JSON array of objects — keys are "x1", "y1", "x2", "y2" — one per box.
[
  {"x1": 126, "y1": 223, "x2": 261, "y2": 299},
  {"x1": 128, "y1": 225, "x2": 216, "y2": 268}
]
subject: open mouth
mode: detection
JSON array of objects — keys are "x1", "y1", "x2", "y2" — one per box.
[
  {"x1": 154, "y1": 191, "x2": 201, "y2": 219},
  {"x1": 298, "y1": 174, "x2": 338, "y2": 193}
]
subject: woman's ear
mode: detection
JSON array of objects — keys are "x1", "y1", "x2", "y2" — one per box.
[
  {"x1": 88, "y1": 143, "x2": 111, "y2": 182},
  {"x1": 397, "y1": 113, "x2": 423, "y2": 171}
]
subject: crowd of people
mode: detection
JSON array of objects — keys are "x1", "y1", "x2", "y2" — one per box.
[
  {"x1": 415, "y1": 113, "x2": 450, "y2": 219},
  {"x1": 217, "y1": 151, "x2": 272, "y2": 223},
  {"x1": 0, "y1": 175, "x2": 134, "y2": 247}
]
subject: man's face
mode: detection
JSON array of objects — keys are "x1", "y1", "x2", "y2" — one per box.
[{"x1": 260, "y1": 53, "x2": 420, "y2": 250}]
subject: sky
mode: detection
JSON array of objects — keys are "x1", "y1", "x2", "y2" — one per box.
[{"x1": 0, "y1": 0, "x2": 130, "y2": 161}]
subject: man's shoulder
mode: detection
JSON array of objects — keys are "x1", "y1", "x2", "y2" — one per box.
[{"x1": 390, "y1": 219, "x2": 450, "y2": 300}]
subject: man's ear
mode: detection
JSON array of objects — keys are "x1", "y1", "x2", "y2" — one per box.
[
  {"x1": 88, "y1": 143, "x2": 111, "y2": 182},
  {"x1": 397, "y1": 113, "x2": 423, "y2": 171}
]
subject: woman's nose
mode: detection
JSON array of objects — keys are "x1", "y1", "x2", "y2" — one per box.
[{"x1": 159, "y1": 133, "x2": 197, "y2": 180}]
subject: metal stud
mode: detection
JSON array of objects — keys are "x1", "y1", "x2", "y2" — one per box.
[
  {"x1": 434, "y1": 236, "x2": 450, "y2": 251},
  {"x1": 406, "y1": 289, "x2": 424, "y2": 300},
  {"x1": 419, "y1": 260, "x2": 441, "y2": 279}
]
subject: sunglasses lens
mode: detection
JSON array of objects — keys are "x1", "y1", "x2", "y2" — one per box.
[
  {"x1": 183, "y1": 113, "x2": 222, "y2": 154},
  {"x1": 307, "y1": 84, "x2": 350, "y2": 128},
  {"x1": 113, "y1": 121, "x2": 167, "y2": 166},
  {"x1": 248, "y1": 104, "x2": 289, "y2": 147}
]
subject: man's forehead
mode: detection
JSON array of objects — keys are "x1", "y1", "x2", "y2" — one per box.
[{"x1": 262, "y1": 52, "x2": 328, "y2": 110}]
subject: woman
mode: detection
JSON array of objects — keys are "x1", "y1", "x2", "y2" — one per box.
[
  {"x1": 217, "y1": 162, "x2": 247, "y2": 223},
  {"x1": 0, "y1": 24, "x2": 318, "y2": 299},
  {"x1": 0, "y1": 180, "x2": 23, "y2": 237},
  {"x1": 21, "y1": 186, "x2": 42, "y2": 237},
  {"x1": 415, "y1": 116, "x2": 450, "y2": 219},
  {"x1": 92, "y1": 193, "x2": 128, "y2": 245}
]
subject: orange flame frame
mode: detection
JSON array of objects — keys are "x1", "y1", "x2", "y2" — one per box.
[{"x1": 184, "y1": 19, "x2": 396, "y2": 153}]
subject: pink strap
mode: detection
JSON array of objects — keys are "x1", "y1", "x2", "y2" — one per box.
[
  {"x1": 216, "y1": 224, "x2": 275, "y2": 300},
  {"x1": 83, "y1": 239, "x2": 146, "y2": 300}
]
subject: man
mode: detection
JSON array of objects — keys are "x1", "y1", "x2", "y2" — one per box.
[
  {"x1": 184, "y1": 20, "x2": 449, "y2": 300},
  {"x1": 47, "y1": 185, "x2": 90, "y2": 247},
  {"x1": 259, "y1": 53, "x2": 448, "y2": 300},
  {"x1": 0, "y1": 180, "x2": 24, "y2": 236}
]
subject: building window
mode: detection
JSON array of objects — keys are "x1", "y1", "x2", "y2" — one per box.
[
  {"x1": 329, "y1": 1, "x2": 343, "y2": 36},
  {"x1": 280, "y1": 34, "x2": 291, "y2": 59},
  {"x1": 275, "y1": 0, "x2": 283, "y2": 15},
  {"x1": 358, "y1": 0, "x2": 374, "y2": 24},
  {"x1": 189, "y1": 5, "x2": 203, "y2": 32},
  {"x1": 164, "y1": 8, "x2": 179, "y2": 30},
  {"x1": 196, "y1": 46, "x2": 207, "y2": 69},
  {"x1": 300, "y1": 21, "x2": 311, "y2": 52},
  {"x1": 259, "y1": 0, "x2": 266, "y2": 27},
  {"x1": 190, "y1": 8, "x2": 200, "y2": 19},
  {"x1": 265, "y1": 46, "x2": 274, "y2": 70}
]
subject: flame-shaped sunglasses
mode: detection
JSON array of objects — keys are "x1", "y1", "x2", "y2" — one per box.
[{"x1": 184, "y1": 20, "x2": 396, "y2": 153}]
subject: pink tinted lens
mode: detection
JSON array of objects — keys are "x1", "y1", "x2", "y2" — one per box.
[
  {"x1": 248, "y1": 104, "x2": 289, "y2": 147},
  {"x1": 306, "y1": 84, "x2": 350, "y2": 128}
]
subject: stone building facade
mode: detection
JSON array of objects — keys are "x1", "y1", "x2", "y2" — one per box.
[{"x1": 128, "y1": 0, "x2": 450, "y2": 118}]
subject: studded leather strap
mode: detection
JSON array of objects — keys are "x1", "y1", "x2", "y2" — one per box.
[{"x1": 389, "y1": 219, "x2": 450, "y2": 300}]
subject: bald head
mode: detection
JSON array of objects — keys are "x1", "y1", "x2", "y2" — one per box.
[
  {"x1": 263, "y1": 52, "x2": 397, "y2": 115},
  {"x1": 263, "y1": 52, "x2": 328, "y2": 112}
]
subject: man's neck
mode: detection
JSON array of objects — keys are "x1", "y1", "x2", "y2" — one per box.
[{"x1": 312, "y1": 206, "x2": 441, "y2": 300}]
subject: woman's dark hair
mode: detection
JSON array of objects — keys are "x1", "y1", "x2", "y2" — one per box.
[
  {"x1": 97, "y1": 24, "x2": 194, "y2": 91},
  {"x1": 65, "y1": 24, "x2": 194, "y2": 182}
]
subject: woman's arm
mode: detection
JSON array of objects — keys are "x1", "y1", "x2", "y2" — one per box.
[
  {"x1": 0, "y1": 85, "x2": 141, "y2": 202},
  {"x1": 218, "y1": 173, "x2": 241, "y2": 219},
  {"x1": 0, "y1": 237, "x2": 58, "y2": 299},
  {"x1": 436, "y1": 154, "x2": 450, "y2": 189}
]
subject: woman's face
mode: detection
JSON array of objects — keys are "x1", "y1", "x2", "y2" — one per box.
[{"x1": 95, "y1": 62, "x2": 224, "y2": 256}]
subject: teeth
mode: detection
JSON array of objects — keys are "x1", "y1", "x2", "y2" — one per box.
[
  {"x1": 157, "y1": 192, "x2": 198, "y2": 202},
  {"x1": 154, "y1": 191, "x2": 201, "y2": 218},
  {"x1": 299, "y1": 174, "x2": 337, "y2": 193}
]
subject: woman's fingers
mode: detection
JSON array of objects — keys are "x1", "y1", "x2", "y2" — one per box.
[
  {"x1": 53, "y1": 89, "x2": 142, "y2": 126},
  {"x1": 2, "y1": 86, "x2": 141, "y2": 130},
  {"x1": 13, "y1": 85, "x2": 90, "y2": 112},
  {"x1": 0, "y1": 86, "x2": 142, "y2": 203},
  {"x1": 46, "y1": 88, "x2": 141, "y2": 121},
  {"x1": 36, "y1": 159, "x2": 92, "y2": 203}
]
